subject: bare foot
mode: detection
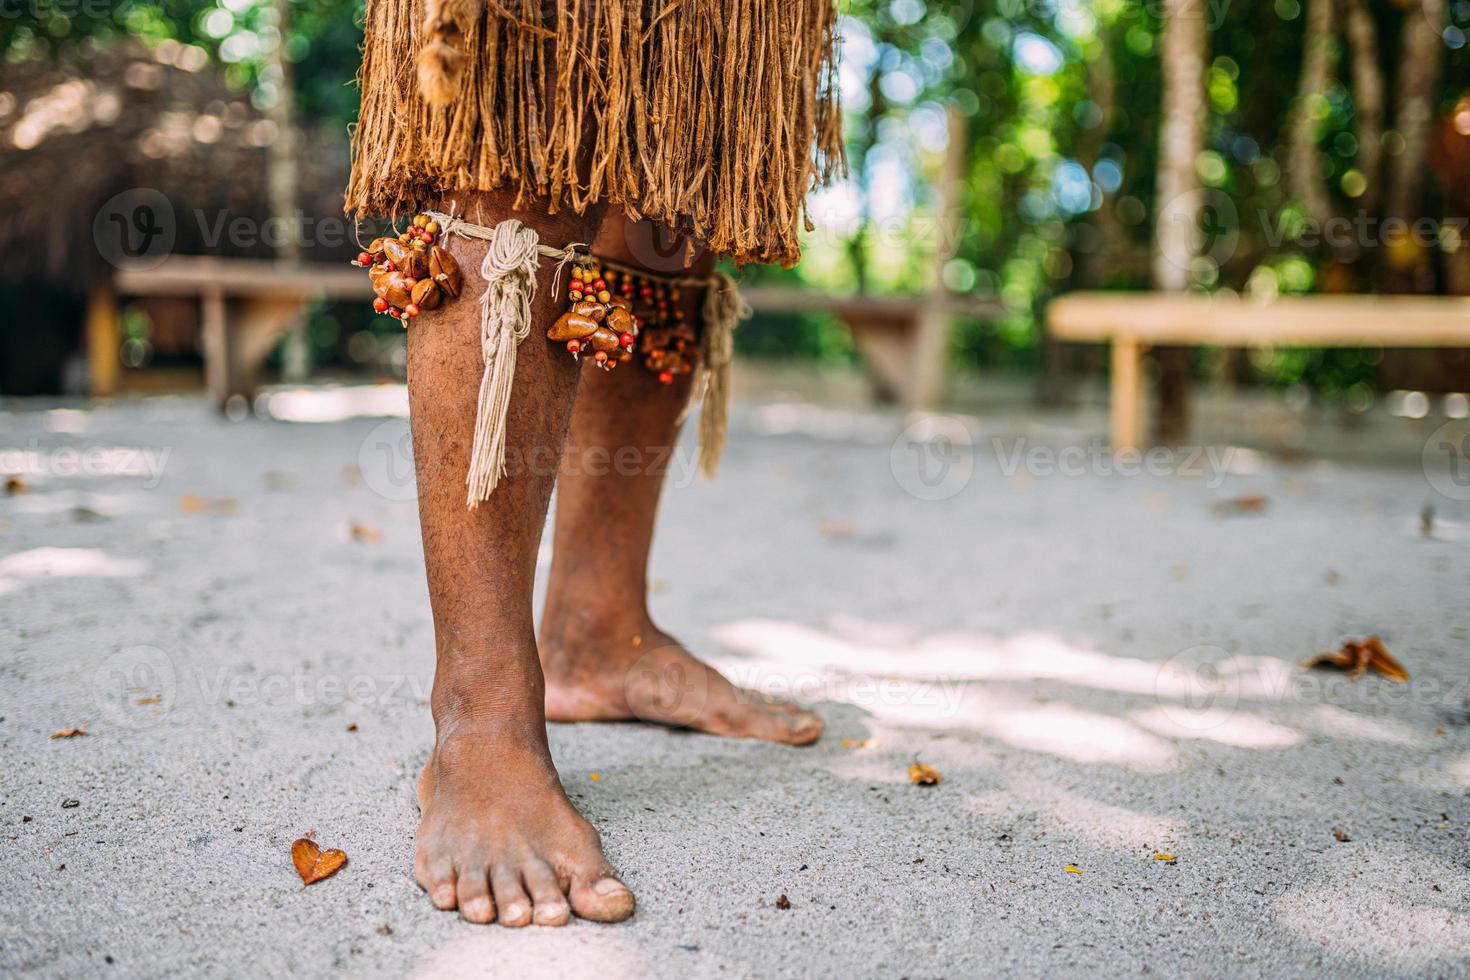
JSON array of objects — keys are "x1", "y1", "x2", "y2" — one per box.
[
  {"x1": 541, "y1": 622, "x2": 823, "y2": 745},
  {"x1": 415, "y1": 716, "x2": 635, "y2": 926}
]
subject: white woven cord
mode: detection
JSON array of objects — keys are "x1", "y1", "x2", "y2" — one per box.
[{"x1": 463, "y1": 219, "x2": 542, "y2": 507}]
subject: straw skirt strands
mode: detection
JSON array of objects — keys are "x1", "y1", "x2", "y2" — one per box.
[{"x1": 346, "y1": 0, "x2": 844, "y2": 267}]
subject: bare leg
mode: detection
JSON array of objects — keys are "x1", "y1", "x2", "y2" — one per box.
[
  {"x1": 408, "y1": 189, "x2": 635, "y2": 926},
  {"x1": 538, "y1": 218, "x2": 822, "y2": 745}
]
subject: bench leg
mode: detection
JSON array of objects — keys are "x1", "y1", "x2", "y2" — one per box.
[{"x1": 1111, "y1": 336, "x2": 1143, "y2": 452}]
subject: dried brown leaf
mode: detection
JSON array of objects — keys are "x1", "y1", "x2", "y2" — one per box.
[
  {"x1": 1212, "y1": 493, "x2": 1267, "y2": 516},
  {"x1": 775, "y1": 894, "x2": 791, "y2": 910},
  {"x1": 908, "y1": 762, "x2": 942, "y2": 786},
  {"x1": 349, "y1": 521, "x2": 382, "y2": 543},
  {"x1": 1332, "y1": 827, "x2": 1351, "y2": 842},
  {"x1": 5, "y1": 475, "x2": 29, "y2": 495},
  {"x1": 49, "y1": 727, "x2": 88, "y2": 739},
  {"x1": 1303, "y1": 635, "x2": 1408, "y2": 682}
]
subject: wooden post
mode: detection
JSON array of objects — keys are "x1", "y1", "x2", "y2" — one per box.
[
  {"x1": 1111, "y1": 337, "x2": 1144, "y2": 452},
  {"x1": 200, "y1": 286, "x2": 229, "y2": 410},
  {"x1": 85, "y1": 283, "x2": 121, "y2": 397}
]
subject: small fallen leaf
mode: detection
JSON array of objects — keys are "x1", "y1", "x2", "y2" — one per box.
[
  {"x1": 1212, "y1": 493, "x2": 1267, "y2": 516},
  {"x1": 1332, "y1": 827, "x2": 1351, "y2": 843},
  {"x1": 1063, "y1": 865, "x2": 1084, "y2": 874},
  {"x1": 4, "y1": 475, "x2": 27, "y2": 495},
  {"x1": 376, "y1": 923, "x2": 393, "y2": 936},
  {"x1": 349, "y1": 521, "x2": 381, "y2": 543},
  {"x1": 134, "y1": 696, "x2": 161, "y2": 706},
  {"x1": 1153, "y1": 853, "x2": 1177, "y2": 862},
  {"x1": 841, "y1": 738, "x2": 876, "y2": 749},
  {"x1": 1303, "y1": 635, "x2": 1408, "y2": 682},
  {"x1": 1436, "y1": 726, "x2": 1446, "y2": 737},
  {"x1": 908, "y1": 762, "x2": 942, "y2": 786},
  {"x1": 179, "y1": 494, "x2": 238, "y2": 516},
  {"x1": 775, "y1": 894, "x2": 791, "y2": 910},
  {"x1": 818, "y1": 519, "x2": 857, "y2": 539},
  {"x1": 588, "y1": 772, "x2": 601, "y2": 782},
  {"x1": 346, "y1": 723, "x2": 358, "y2": 732},
  {"x1": 291, "y1": 837, "x2": 348, "y2": 885},
  {"x1": 50, "y1": 727, "x2": 88, "y2": 739},
  {"x1": 61, "y1": 799, "x2": 79, "y2": 809}
]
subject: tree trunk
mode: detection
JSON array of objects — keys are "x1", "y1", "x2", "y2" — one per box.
[
  {"x1": 1340, "y1": 0, "x2": 1384, "y2": 215},
  {"x1": 1151, "y1": 0, "x2": 1209, "y2": 443},
  {"x1": 1386, "y1": 0, "x2": 1446, "y2": 225},
  {"x1": 1289, "y1": 0, "x2": 1337, "y2": 231},
  {"x1": 266, "y1": 0, "x2": 310, "y2": 382}
]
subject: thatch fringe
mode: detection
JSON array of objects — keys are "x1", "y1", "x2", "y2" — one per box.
[{"x1": 346, "y1": 0, "x2": 843, "y2": 267}]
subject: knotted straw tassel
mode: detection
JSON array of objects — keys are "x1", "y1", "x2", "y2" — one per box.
[
  {"x1": 465, "y1": 219, "x2": 542, "y2": 507},
  {"x1": 695, "y1": 271, "x2": 750, "y2": 478}
]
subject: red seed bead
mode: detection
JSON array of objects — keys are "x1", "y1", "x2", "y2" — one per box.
[
  {"x1": 388, "y1": 306, "x2": 401, "y2": 318},
  {"x1": 593, "y1": 351, "x2": 608, "y2": 364},
  {"x1": 658, "y1": 370, "x2": 674, "y2": 384},
  {"x1": 385, "y1": 262, "x2": 396, "y2": 272},
  {"x1": 372, "y1": 297, "x2": 388, "y2": 313},
  {"x1": 619, "y1": 332, "x2": 635, "y2": 349},
  {"x1": 356, "y1": 251, "x2": 372, "y2": 265},
  {"x1": 405, "y1": 276, "x2": 417, "y2": 287},
  {"x1": 592, "y1": 278, "x2": 606, "y2": 291},
  {"x1": 405, "y1": 304, "x2": 420, "y2": 317},
  {"x1": 566, "y1": 339, "x2": 582, "y2": 354},
  {"x1": 640, "y1": 286, "x2": 654, "y2": 299},
  {"x1": 569, "y1": 279, "x2": 584, "y2": 292},
  {"x1": 621, "y1": 282, "x2": 634, "y2": 294}
]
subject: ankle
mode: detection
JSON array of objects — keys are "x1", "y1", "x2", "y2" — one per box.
[
  {"x1": 431, "y1": 661, "x2": 547, "y2": 741},
  {"x1": 539, "y1": 605, "x2": 654, "y2": 670}
]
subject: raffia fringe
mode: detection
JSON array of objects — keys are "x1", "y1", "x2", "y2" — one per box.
[
  {"x1": 432, "y1": 212, "x2": 747, "y2": 507},
  {"x1": 347, "y1": 0, "x2": 844, "y2": 268}
]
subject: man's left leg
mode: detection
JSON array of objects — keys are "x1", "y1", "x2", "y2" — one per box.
[{"x1": 537, "y1": 220, "x2": 822, "y2": 745}]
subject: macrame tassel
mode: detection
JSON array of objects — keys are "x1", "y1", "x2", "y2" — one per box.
[
  {"x1": 695, "y1": 271, "x2": 749, "y2": 478},
  {"x1": 465, "y1": 219, "x2": 542, "y2": 507}
]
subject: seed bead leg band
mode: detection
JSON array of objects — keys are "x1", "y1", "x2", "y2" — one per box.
[{"x1": 351, "y1": 212, "x2": 749, "y2": 508}]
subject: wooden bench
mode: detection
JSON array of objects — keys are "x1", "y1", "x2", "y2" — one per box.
[
  {"x1": 743, "y1": 286, "x2": 1004, "y2": 409},
  {"x1": 1047, "y1": 291, "x2": 1470, "y2": 449},
  {"x1": 96, "y1": 257, "x2": 370, "y2": 408}
]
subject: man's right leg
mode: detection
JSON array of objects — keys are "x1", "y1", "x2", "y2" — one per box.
[{"x1": 407, "y1": 188, "x2": 633, "y2": 926}]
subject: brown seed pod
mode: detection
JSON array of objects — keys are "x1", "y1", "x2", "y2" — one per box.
[
  {"x1": 411, "y1": 278, "x2": 441, "y2": 310},
  {"x1": 606, "y1": 295, "x2": 631, "y2": 311},
  {"x1": 571, "y1": 300, "x2": 606, "y2": 321},
  {"x1": 382, "y1": 239, "x2": 412, "y2": 269},
  {"x1": 429, "y1": 247, "x2": 461, "y2": 298},
  {"x1": 587, "y1": 326, "x2": 622, "y2": 353},
  {"x1": 366, "y1": 237, "x2": 392, "y2": 261},
  {"x1": 546, "y1": 312, "x2": 601, "y2": 342},
  {"x1": 379, "y1": 271, "x2": 413, "y2": 309},
  {"x1": 605, "y1": 306, "x2": 637, "y2": 335}
]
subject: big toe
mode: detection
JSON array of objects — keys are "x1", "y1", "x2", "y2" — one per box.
[{"x1": 569, "y1": 874, "x2": 636, "y2": 923}]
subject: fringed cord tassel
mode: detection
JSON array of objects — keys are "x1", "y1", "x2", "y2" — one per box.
[
  {"x1": 465, "y1": 219, "x2": 542, "y2": 507},
  {"x1": 695, "y1": 271, "x2": 750, "y2": 478}
]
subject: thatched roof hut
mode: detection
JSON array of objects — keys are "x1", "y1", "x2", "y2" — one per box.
[{"x1": 0, "y1": 39, "x2": 352, "y2": 286}]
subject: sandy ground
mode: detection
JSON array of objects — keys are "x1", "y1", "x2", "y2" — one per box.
[{"x1": 3, "y1": 385, "x2": 1470, "y2": 979}]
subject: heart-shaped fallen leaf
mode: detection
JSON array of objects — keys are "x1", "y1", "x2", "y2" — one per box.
[
  {"x1": 50, "y1": 727, "x2": 88, "y2": 739},
  {"x1": 908, "y1": 762, "x2": 942, "y2": 786},
  {"x1": 291, "y1": 837, "x2": 347, "y2": 885}
]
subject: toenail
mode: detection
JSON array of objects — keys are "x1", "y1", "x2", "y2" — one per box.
[
  {"x1": 504, "y1": 903, "x2": 528, "y2": 921},
  {"x1": 433, "y1": 886, "x2": 455, "y2": 905},
  {"x1": 534, "y1": 904, "x2": 568, "y2": 921},
  {"x1": 594, "y1": 878, "x2": 628, "y2": 895}
]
